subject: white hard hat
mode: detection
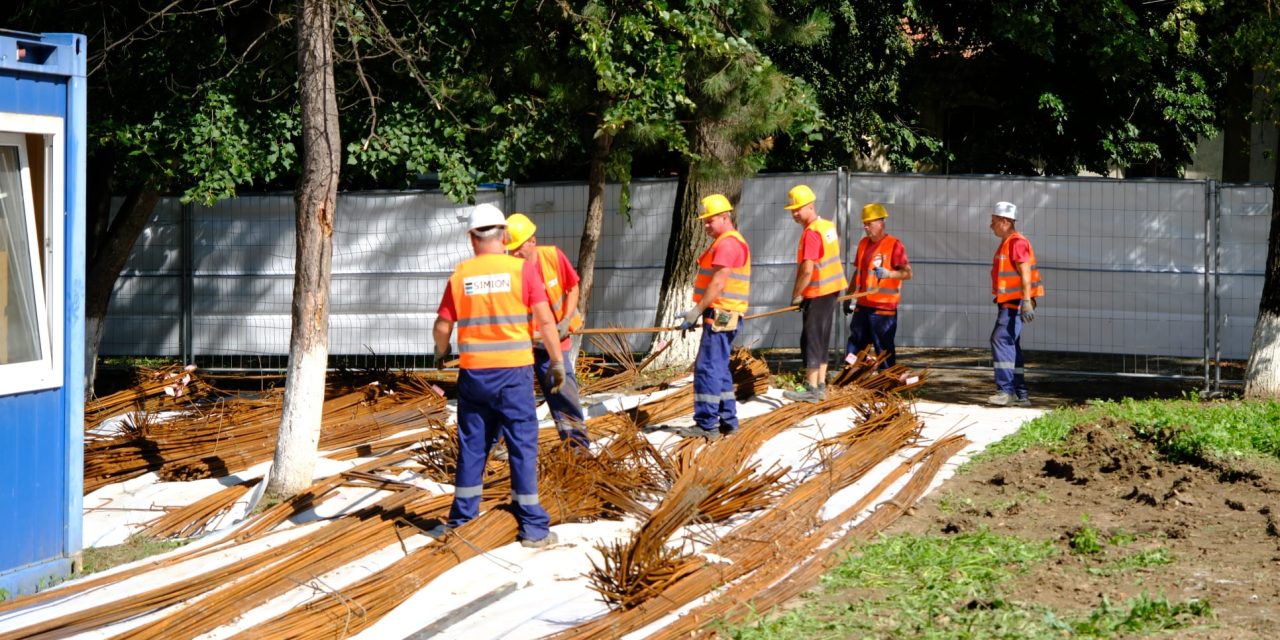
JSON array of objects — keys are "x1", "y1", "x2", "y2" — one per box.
[
  {"x1": 993, "y1": 201, "x2": 1017, "y2": 220},
  {"x1": 467, "y1": 203, "x2": 507, "y2": 231}
]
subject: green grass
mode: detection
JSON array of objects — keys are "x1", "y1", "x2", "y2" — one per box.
[
  {"x1": 725, "y1": 531, "x2": 1211, "y2": 639},
  {"x1": 967, "y1": 395, "x2": 1280, "y2": 469},
  {"x1": 78, "y1": 535, "x2": 189, "y2": 577},
  {"x1": 1068, "y1": 515, "x2": 1105, "y2": 555}
]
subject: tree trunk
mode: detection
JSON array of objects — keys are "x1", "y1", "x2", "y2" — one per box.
[
  {"x1": 83, "y1": 179, "x2": 161, "y2": 399},
  {"x1": 574, "y1": 130, "x2": 613, "y2": 360},
  {"x1": 648, "y1": 123, "x2": 743, "y2": 369},
  {"x1": 1243, "y1": 149, "x2": 1280, "y2": 398},
  {"x1": 267, "y1": 0, "x2": 340, "y2": 500}
]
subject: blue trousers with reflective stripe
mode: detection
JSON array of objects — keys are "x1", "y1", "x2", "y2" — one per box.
[
  {"x1": 846, "y1": 307, "x2": 897, "y2": 368},
  {"x1": 533, "y1": 347, "x2": 589, "y2": 448},
  {"x1": 448, "y1": 366, "x2": 551, "y2": 541},
  {"x1": 693, "y1": 316, "x2": 740, "y2": 433},
  {"x1": 990, "y1": 307, "x2": 1028, "y2": 399}
]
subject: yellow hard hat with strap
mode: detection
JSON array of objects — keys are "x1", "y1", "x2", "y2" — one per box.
[{"x1": 505, "y1": 213, "x2": 537, "y2": 250}]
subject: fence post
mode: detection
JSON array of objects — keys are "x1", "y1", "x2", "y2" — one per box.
[{"x1": 180, "y1": 201, "x2": 194, "y2": 365}]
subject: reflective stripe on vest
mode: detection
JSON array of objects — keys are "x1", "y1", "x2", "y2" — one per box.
[
  {"x1": 853, "y1": 235, "x2": 902, "y2": 309},
  {"x1": 450, "y1": 254, "x2": 535, "y2": 369},
  {"x1": 535, "y1": 245, "x2": 583, "y2": 333},
  {"x1": 798, "y1": 218, "x2": 847, "y2": 297},
  {"x1": 693, "y1": 230, "x2": 751, "y2": 313},
  {"x1": 991, "y1": 231, "x2": 1045, "y2": 304}
]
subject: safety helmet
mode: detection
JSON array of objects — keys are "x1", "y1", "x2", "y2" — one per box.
[
  {"x1": 504, "y1": 213, "x2": 537, "y2": 250},
  {"x1": 861, "y1": 203, "x2": 889, "y2": 223},
  {"x1": 467, "y1": 203, "x2": 507, "y2": 231},
  {"x1": 698, "y1": 194, "x2": 734, "y2": 219},
  {"x1": 993, "y1": 201, "x2": 1017, "y2": 220},
  {"x1": 784, "y1": 184, "x2": 816, "y2": 210}
]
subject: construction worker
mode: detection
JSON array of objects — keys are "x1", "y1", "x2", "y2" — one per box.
[
  {"x1": 504, "y1": 213, "x2": 590, "y2": 449},
  {"x1": 783, "y1": 184, "x2": 847, "y2": 403},
  {"x1": 988, "y1": 201, "x2": 1043, "y2": 406},
  {"x1": 431, "y1": 203, "x2": 565, "y2": 548},
  {"x1": 673, "y1": 194, "x2": 751, "y2": 440},
  {"x1": 844, "y1": 203, "x2": 912, "y2": 368}
]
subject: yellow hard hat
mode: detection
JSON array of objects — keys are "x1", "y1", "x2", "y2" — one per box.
[
  {"x1": 861, "y1": 203, "x2": 889, "y2": 223},
  {"x1": 504, "y1": 213, "x2": 537, "y2": 250},
  {"x1": 784, "y1": 185, "x2": 815, "y2": 210},
  {"x1": 698, "y1": 194, "x2": 734, "y2": 219}
]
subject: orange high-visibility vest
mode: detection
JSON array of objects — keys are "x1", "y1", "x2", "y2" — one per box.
[
  {"x1": 992, "y1": 231, "x2": 1044, "y2": 306},
  {"x1": 798, "y1": 217, "x2": 847, "y2": 298},
  {"x1": 693, "y1": 230, "x2": 751, "y2": 314},
  {"x1": 535, "y1": 246, "x2": 584, "y2": 333},
  {"x1": 852, "y1": 235, "x2": 903, "y2": 310},
  {"x1": 449, "y1": 254, "x2": 535, "y2": 369}
]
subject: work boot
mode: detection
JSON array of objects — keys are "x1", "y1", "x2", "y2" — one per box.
[
  {"x1": 668, "y1": 425, "x2": 722, "y2": 441},
  {"x1": 520, "y1": 531, "x2": 559, "y2": 549},
  {"x1": 425, "y1": 523, "x2": 452, "y2": 540},
  {"x1": 783, "y1": 383, "x2": 825, "y2": 403},
  {"x1": 987, "y1": 391, "x2": 1017, "y2": 406}
]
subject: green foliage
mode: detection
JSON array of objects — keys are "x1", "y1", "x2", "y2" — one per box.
[
  {"x1": 1068, "y1": 514, "x2": 1104, "y2": 555},
  {"x1": 725, "y1": 531, "x2": 1210, "y2": 639},
  {"x1": 0, "y1": 588, "x2": 8, "y2": 601},
  {"x1": 1089, "y1": 547, "x2": 1173, "y2": 575},
  {"x1": 78, "y1": 535, "x2": 190, "y2": 577}
]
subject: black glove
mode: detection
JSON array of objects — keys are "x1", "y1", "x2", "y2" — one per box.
[
  {"x1": 547, "y1": 361, "x2": 566, "y2": 394},
  {"x1": 433, "y1": 344, "x2": 450, "y2": 368},
  {"x1": 798, "y1": 298, "x2": 811, "y2": 313},
  {"x1": 1019, "y1": 299, "x2": 1036, "y2": 323},
  {"x1": 842, "y1": 299, "x2": 853, "y2": 315}
]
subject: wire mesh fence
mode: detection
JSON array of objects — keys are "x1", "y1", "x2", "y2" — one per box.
[{"x1": 101, "y1": 172, "x2": 1272, "y2": 383}]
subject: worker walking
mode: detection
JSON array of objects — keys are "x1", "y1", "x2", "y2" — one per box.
[
  {"x1": 504, "y1": 213, "x2": 590, "y2": 449},
  {"x1": 432, "y1": 203, "x2": 565, "y2": 548},
  {"x1": 674, "y1": 194, "x2": 751, "y2": 440},
  {"x1": 987, "y1": 201, "x2": 1043, "y2": 406},
  {"x1": 845, "y1": 203, "x2": 912, "y2": 368},
  {"x1": 783, "y1": 185, "x2": 847, "y2": 403}
]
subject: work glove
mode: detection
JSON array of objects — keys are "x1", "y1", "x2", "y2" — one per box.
[
  {"x1": 872, "y1": 266, "x2": 889, "y2": 279},
  {"x1": 842, "y1": 299, "x2": 854, "y2": 315},
  {"x1": 433, "y1": 344, "x2": 451, "y2": 369},
  {"x1": 547, "y1": 361, "x2": 567, "y2": 394},
  {"x1": 798, "y1": 298, "x2": 811, "y2": 313},
  {"x1": 1019, "y1": 299, "x2": 1036, "y2": 323},
  {"x1": 556, "y1": 316, "x2": 573, "y2": 336},
  {"x1": 790, "y1": 295, "x2": 804, "y2": 307},
  {"x1": 678, "y1": 307, "x2": 702, "y2": 333}
]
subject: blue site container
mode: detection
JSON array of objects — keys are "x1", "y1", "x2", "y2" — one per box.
[{"x1": 0, "y1": 29, "x2": 87, "y2": 598}]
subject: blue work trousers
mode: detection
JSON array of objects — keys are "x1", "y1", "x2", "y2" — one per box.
[
  {"x1": 990, "y1": 307, "x2": 1028, "y2": 400},
  {"x1": 846, "y1": 307, "x2": 898, "y2": 368},
  {"x1": 448, "y1": 366, "x2": 551, "y2": 542},
  {"x1": 693, "y1": 315, "x2": 741, "y2": 433},
  {"x1": 533, "y1": 347, "x2": 589, "y2": 448}
]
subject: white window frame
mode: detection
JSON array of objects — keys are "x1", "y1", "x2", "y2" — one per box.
[{"x1": 0, "y1": 113, "x2": 64, "y2": 395}]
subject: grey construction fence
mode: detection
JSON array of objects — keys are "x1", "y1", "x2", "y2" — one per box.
[{"x1": 103, "y1": 172, "x2": 1272, "y2": 383}]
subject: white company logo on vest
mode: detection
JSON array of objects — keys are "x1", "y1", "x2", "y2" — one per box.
[{"x1": 463, "y1": 274, "x2": 513, "y2": 296}]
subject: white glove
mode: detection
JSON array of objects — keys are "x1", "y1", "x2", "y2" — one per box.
[
  {"x1": 556, "y1": 316, "x2": 573, "y2": 336},
  {"x1": 1019, "y1": 299, "x2": 1036, "y2": 323},
  {"x1": 873, "y1": 266, "x2": 889, "y2": 279},
  {"x1": 679, "y1": 308, "x2": 702, "y2": 332}
]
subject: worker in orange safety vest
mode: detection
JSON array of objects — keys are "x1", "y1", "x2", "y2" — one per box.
[
  {"x1": 504, "y1": 212, "x2": 589, "y2": 449},
  {"x1": 670, "y1": 194, "x2": 751, "y2": 441},
  {"x1": 845, "y1": 203, "x2": 913, "y2": 368},
  {"x1": 784, "y1": 184, "x2": 847, "y2": 403},
  {"x1": 431, "y1": 203, "x2": 565, "y2": 549},
  {"x1": 987, "y1": 201, "x2": 1044, "y2": 407}
]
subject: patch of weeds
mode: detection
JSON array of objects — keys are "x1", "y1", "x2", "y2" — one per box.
[
  {"x1": 1107, "y1": 530, "x2": 1137, "y2": 546},
  {"x1": 1050, "y1": 593, "x2": 1212, "y2": 635},
  {"x1": 935, "y1": 491, "x2": 972, "y2": 515},
  {"x1": 79, "y1": 535, "x2": 189, "y2": 577},
  {"x1": 0, "y1": 587, "x2": 8, "y2": 601},
  {"x1": 771, "y1": 370, "x2": 806, "y2": 391},
  {"x1": 1088, "y1": 547, "x2": 1174, "y2": 576},
  {"x1": 1068, "y1": 514, "x2": 1104, "y2": 555},
  {"x1": 964, "y1": 405, "x2": 1108, "y2": 467},
  {"x1": 1103, "y1": 396, "x2": 1280, "y2": 465}
]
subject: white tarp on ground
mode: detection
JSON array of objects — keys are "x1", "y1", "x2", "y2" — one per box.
[{"x1": 2, "y1": 386, "x2": 1039, "y2": 640}]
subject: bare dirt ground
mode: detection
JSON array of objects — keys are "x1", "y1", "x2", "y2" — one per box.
[{"x1": 839, "y1": 349, "x2": 1279, "y2": 637}]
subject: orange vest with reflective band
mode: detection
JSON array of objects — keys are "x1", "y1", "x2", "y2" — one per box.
[
  {"x1": 992, "y1": 231, "x2": 1044, "y2": 306},
  {"x1": 693, "y1": 230, "x2": 751, "y2": 314},
  {"x1": 798, "y1": 218, "x2": 847, "y2": 298},
  {"x1": 535, "y1": 246, "x2": 583, "y2": 333},
  {"x1": 853, "y1": 235, "x2": 903, "y2": 310},
  {"x1": 449, "y1": 254, "x2": 535, "y2": 369}
]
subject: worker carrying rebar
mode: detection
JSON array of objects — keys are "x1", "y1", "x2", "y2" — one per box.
[
  {"x1": 845, "y1": 203, "x2": 913, "y2": 368},
  {"x1": 987, "y1": 201, "x2": 1043, "y2": 407},
  {"x1": 672, "y1": 194, "x2": 751, "y2": 440},
  {"x1": 783, "y1": 184, "x2": 848, "y2": 403},
  {"x1": 431, "y1": 203, "x2": 564, "y2": 549},
  {"x1": 504, "y1": 212, "x2": 590, "y2": 449}
]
